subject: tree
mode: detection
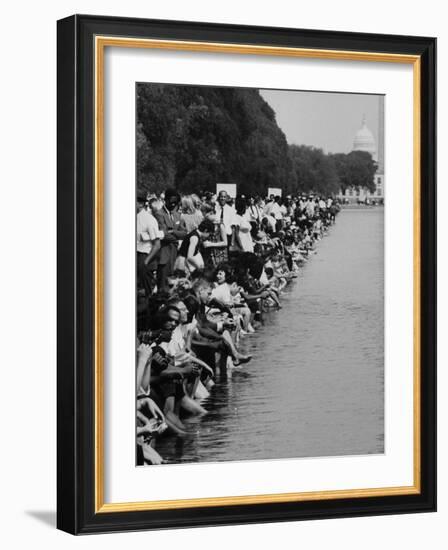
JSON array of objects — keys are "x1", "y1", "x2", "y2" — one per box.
[
  {"x1": 289, "y1": 145, "x2": 339, "y2": 196},
  {"x1": 136, "y1": 84, "x2": 295, "y2": 196},
  {"x1": 332, "y1": 150, "x2": 377, "y2": 193}
]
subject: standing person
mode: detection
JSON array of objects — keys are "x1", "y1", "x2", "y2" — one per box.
[
  {"x1": 246, "y1": 196, "x2": 257, "y2": 222},
  {"x1": 246, "y1": 196, "x2": 262, "y2": 237},
  {"x1": 273, "y1": 196, "x2": 284, "y2": 232},
  {"x1": 215, "y1": 190, "x2": 236, "y2": 246},
  {"x1": 201, "y1": 207, "x2": 228, "y2": 268},
  {"x1": 180, "y1": 195, "x2": 204, "y2": 232},
  {"x1": 233, "y1": 197, "x2": 254, "y2": 253},
  {"x1": 136, "y1": 190, "x2": 161, "y2": 297},
  {"x1": 263, "y1": 195, "x2": 275, "y2": 217},
  {"x1": 305, "y1": 196, "x2": 315, "y2": 218},
  {"x1": 154, "y1": 188, "x2": 187, "y2": 291},
  {"x1": 203, "y1": 191, "x2": 216, "y2": 210},
  {"x1": 148, "y1": 196, "x2": 162, "y2": 216},
  {"x1": 264, "y1": 195, "x2": 283, "y2": 231},
  {"x1": 280, "y1": 197, "x2": 290, "y2": 227},
  {"x1": 191, "y1": 194, "x2": 204, "y2": 212}
]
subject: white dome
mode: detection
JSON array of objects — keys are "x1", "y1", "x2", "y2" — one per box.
[{"x1": 353, "y1": 117, "x2": 376, "y2": 159}]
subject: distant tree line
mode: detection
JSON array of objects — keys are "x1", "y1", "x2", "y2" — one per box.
[{"x1": 137, "y1": 84, "x2": 377, "y2": 197}]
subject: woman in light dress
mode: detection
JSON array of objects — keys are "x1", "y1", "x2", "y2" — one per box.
[{"x1": 233, "y1": 196, "x2": 254, "y2": 253}]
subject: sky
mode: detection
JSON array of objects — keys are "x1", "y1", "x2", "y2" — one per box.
[{"x1": 260, "y1": 89, "x2": 383, "y2": 156}]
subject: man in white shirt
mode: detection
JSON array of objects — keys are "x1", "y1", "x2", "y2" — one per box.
[
  {"x1": 246, "y1": 196, "x2": 262, "y2": 228},
  {"x1": 215, "y1": 190, "x2": 236, "y2": 245},
  {"x1": 263, "y1": 196, "x2": 275, "y2": 217},
  {"x1": 272, "y1": 197, "x2": 283, "y2": 220},
  {"x1": 305, "y1": 196, "x2": 315, "y2": 218},
  {"x1": 266, "y1": 196, "x2": 284, "y2": 231},
  {"x1": 137, "y1": 190, "x2": 161, "y2": 296}
]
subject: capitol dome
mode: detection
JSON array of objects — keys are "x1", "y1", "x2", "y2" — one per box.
[{"x1": 353, "y1": 116, "x2": 376, "y2": 160}]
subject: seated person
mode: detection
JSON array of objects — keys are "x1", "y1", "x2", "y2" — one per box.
[
  {"x1": 271, "y1": 253, "x2": 294, "y2": 283},
  {"x1": 135, "y1": 339, "x2": 167, "y2": 465},
  {"x1": 212, "y1": 267, "x2": 255, "y2": 334},
  {"x1": 149, "y1": 306, "x2": 198, "y2": 435},
  {"x1": 136, "y1": 395, "x2": 166, "y2": 465},
  {"x1": 191, "y1": 278, "x2": 252, "y2": 367},
  {"x1": 239, "y1": 261, "x2": 282, "y2": 310},
  {"x1": 165, "y1": 297, "x2": 215, "y2": 405},
  {"x1": 264, "y1": 266, "x2": 287, "y2": 293}
]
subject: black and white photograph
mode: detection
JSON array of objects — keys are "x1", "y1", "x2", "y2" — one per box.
[{"x1": 135, "y1": 83, "x2": 385, "y2": 466}]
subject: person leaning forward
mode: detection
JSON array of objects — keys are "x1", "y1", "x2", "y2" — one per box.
[{"x1": 154, "y1": 188, "x2": 187, "y2": 291}]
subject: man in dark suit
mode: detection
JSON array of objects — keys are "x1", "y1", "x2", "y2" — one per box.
[{"x1": 154, "y1": 188, "x2": 187, "y2": 291}]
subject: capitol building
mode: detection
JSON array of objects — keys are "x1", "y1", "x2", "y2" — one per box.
[{"x1": 338, "y1": 100, "x2": 385, "y2": 203}]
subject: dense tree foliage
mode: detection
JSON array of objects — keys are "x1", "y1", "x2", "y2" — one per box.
[
  {"x1": 137, "y1": 84, "x2": 295, "y2": 196},
  {"x1": 289, "y1": 145, "x2": 339, "y2": 196},
  {"x1": 332, "y1": 151, "x2": 378, "y2": 193},
  {"x1": 289, "y1": 146, "x2": 377, "y2": 196},
  {"x1": 137, "y1": 84, "x2": 377, "y2": 197}
]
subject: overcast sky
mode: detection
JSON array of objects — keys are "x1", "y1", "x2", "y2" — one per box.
[{"x1": 260, "y1": 89, "x2": 383, "y2": 155}]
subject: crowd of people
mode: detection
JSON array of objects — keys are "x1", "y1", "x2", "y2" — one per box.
[{"x1": 136, "y1": 188, "x2": 341, "y2": 465}]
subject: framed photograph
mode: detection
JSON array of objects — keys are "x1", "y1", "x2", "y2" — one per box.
[{"x1": 57, "y1": 14, "x2": 436, "y2": 534}]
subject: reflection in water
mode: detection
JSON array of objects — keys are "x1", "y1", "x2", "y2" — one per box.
[{"x1": 156, "y1": 209, "x2": 384, "y2": 464}]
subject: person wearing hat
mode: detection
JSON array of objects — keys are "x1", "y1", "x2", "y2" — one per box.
[{"x1": 136, "y1": 189, "x2": 161, "y2": 297}]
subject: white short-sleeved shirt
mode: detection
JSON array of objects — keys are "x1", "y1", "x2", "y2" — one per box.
[
  {"x1": 212, "y1": 282, "x2": 232, "y2": 304},
  {"x1": 166, "y1": 325, "x2": 186, "y2": 357},
  {"x1": 259, "y1": 269, "x2": 269, "y2": 285},
  {"x1": 167, "y1": 321, "x2": 197, "y2": 360},
  {"x1": 137, "y1": 209, "x2": 159, "y2": 254},
  {"x1": 266, "y1": 202, "x2": 282, "y2": 220},
  {"x1": 215, "y1": 204, "x2": 236, "y2": 236}
]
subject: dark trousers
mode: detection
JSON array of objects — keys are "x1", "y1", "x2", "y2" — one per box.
[
  {"x1": 157, "y1": 262, "x2": 172, "y2": 292},
  {"x1": 137, "y1": 252, "x2": 155, "y2": 297}
]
